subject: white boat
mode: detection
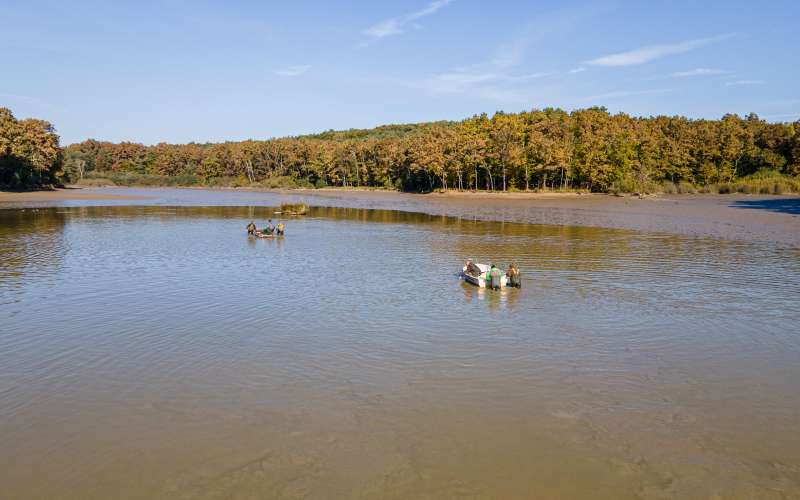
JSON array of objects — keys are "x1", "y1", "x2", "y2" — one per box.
[{"x1": 461, "y1": 263, "x2": 507, "y2": 288}]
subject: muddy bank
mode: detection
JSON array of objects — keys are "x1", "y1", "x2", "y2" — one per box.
[
  {"x1": 2, "y1": 187, "x2": 798, "y2": 246},
  {"x1": 0, "y1": 188, "x2": 148, "y2": 202},
  {"x1": 286, "y1": 189, "x2": 800, "y2": 247}
]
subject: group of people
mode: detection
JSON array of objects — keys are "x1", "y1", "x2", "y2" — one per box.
[
  {"x1": 464, "y1": 259, "x2": 522, "y2": 290},
  {"x1": 247, "y1": 219, "x2": 285, "y2": 237}
]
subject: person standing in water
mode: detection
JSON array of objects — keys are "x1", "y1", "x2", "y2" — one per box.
[
  {"x1": 276, "y1": 221, "x2": 285, "y2": 236},
  {"x1": 246, "y1": 221, "x2": 256, "y2": 235},
  {"x1": 265, "y1": 219, "x2": 275, "y2": 235},
  {"x1": 506, "y1": 264, "x2": 521, "y2": 288},
  {"x1": 488, "y1": 264, "x2": 503, "y2": 290}
]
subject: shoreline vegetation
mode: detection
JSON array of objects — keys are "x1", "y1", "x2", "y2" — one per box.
[
  {"x1": 70, "y1": 168, "x2": 800, "y2": 196},
  {"x1": 2, "y1": 106, "x2": 800, "y2": 195}
]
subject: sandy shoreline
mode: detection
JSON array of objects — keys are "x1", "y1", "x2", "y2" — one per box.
[
  {"x1": 287, "y1": 188, "x2": 800, "y2": 247},
  {"x1": 2, "y1": 187, "x2": 799, "y2": 246},
  {"x1": 0, "y1": 189, "x2": 147, "y2": 202}
]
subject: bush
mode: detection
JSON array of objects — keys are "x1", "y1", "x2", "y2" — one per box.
[
  {"x1": 609, "y1": 175, "x2": 663, "y2": 195},
  {"x1": 75, "y1": 176, "x2": 116, "y2": 187},
  {"x1": 280, "y1": 202, "x2": 307, "y2": 214},
  {"x1": 79, "y1": 171, "x2": 201, "y2": 187}
]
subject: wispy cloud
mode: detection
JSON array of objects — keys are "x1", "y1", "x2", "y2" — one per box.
[
  {"x1": 364, "y1": 0, "x2": 454, "y2": 39},
  {"x1": 584, "y1": 88, "x2": 673, "y2": 101},
  {"x1": 423, "y1": 70, "x2": 551, "y2": 93},
  {"x1": 275, "y1": 65, "x2": 311, "y2": 77},
  {"x1": 569, "y1": 67, "x2": 586, "y2": 74},
  {"x1": 761, "y1": 112, "x2": 799, "y2": 121},
  {"x1": 725, "y1": 79, "x2": 765, "y2": 86},
  {"x1": 0, "y1": 93, "x2": 49, "y2": 107},
  {"x1": 491, "y1": 6, "x2": 597, "y2": 68},
  {"x1": 587, "y1": 34, "x2": 734, "y2": 66},
  {"x1": 670, "y1": 68, "x2": 728, "y2": 77}
]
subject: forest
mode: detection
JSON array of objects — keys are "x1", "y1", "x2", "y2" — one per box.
[
  {"x1": 3, "y1": 105, "x2": 800, "y2": 193},
  {"x1": 0, "y1": 108, "x2": 62, "y2": 189}
]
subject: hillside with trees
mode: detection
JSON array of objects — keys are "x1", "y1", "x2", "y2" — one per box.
[
  {"x1": 0, "y1": 108, "x2": 62, "y2": 189},
  {"x1": 6, "y1": 105, "x2": 800, "y2": 194}
]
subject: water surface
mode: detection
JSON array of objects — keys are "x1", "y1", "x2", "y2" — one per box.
[{"x1": 1, "y1": 205, "x2": 799, "y2": 499}]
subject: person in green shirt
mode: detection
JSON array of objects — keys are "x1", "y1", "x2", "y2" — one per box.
[{"x1": 488, "y1": 264, "x2": 502, "y2": 290}]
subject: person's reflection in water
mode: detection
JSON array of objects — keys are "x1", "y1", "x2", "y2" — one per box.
[
  {"x1": 461, "y1": 281, "x2": 518, "y2": 311},
  {"x1": 461, "y1": 281, "x2": 483, "y2": 303},
  {"x1": 485, "y1": 287, "x2": 503, "y2": 311},
  {"x1": 505, "y1": 287, "x2": 520, "y2": 311}
]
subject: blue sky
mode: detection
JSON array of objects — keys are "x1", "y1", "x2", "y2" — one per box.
[{"x1": 2, "y1": 0, "x2": 798, "y2": 145}]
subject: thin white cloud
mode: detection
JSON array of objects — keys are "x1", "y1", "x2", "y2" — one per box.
[
  {"x1": 275, "y1": 65, "x2": 311, "y2": 77},
  {"x1": 584, "y1": 88, "x2": 673, "y2": 101},
  {"x1": 670, "y1": 68, "x2": 728, "y2": 77},
  {"x1": 491, "y1": 6, "x2": 597, "y2": 68},
  {"x1": 0, "y1": 93, "x2": 49, "y2": 107},
  {"x1": 422, "y1": 70, "x2": 551, "y2": 94},
  {"x1": 587, "y1": 34, "x2": 734, "y2": 66},
  {"x1": 725, "y1": 79, "x2": 765, "y2": 86},
  {"x1": 364, "y1": 0, "x2": 454, "y2": 39},
  {"x1": 761, "y1": 112, "x2": 799, "y2": 120},
  {"x1": 569, "y1": 67, "x2": 586, "y2": 74}
]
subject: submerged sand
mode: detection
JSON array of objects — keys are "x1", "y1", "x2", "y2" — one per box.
[
  {"x1": 0, "y1": 188, "x2": 147, "y2": 202},
  {"x1": 290, "y1": 189, "x2": 800, "y2": 247},
  {"x1": 2, "y1": 187, "x2": 798, "y2": 246}
]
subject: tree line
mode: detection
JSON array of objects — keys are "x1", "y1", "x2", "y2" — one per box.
[
  {"x1": 4, "y1": 105, "x2": 800, "y2": 192},
  {"x1": 0, "y1": 108, "x2": 62, "y2": 189}
]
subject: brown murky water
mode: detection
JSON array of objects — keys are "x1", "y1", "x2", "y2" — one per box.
[{"x1": 1, "y1": 203, "x2": 799, "y2": 499}]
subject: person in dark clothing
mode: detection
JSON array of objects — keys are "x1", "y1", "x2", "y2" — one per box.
[
  {"x1": 506, "y1": 264, "x2": 521, "y2": 288},
  {"x1": 246, "y1": 221, "x2": 257, "y2": 235},
  {"x1": 464, "y1": 259, "x2": 482, "y2": 277}
]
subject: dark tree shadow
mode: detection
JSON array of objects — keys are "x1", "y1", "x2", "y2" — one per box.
[{"x1": 730, "y1": 198, "x2": 800, "y2": 215}]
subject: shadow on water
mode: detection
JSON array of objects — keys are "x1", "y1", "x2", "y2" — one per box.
[
  {"x1": 730, "y1": 197, "x2": 800, "y2": 215},
  {"x1": 0, "y1": 209, "x2": 67, "y2": 294}
]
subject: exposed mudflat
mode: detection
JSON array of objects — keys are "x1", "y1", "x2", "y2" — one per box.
[
  {"x1": 0, "y1": 188, "x2": 145, "y2": 202},
  {"x1": 287, "y1": 189, "x2": 800, "y2": 247},
  {"x1": 2, "y1": 187, "x2": 798, "y2": 246}
]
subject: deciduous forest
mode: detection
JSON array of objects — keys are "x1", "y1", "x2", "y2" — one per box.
[
  {"x1": 0, "y1": 108, "x2": 62, "y2": 188},
  {"x1": 3, "y1": 106, "x2": 800, "y2": 193}
]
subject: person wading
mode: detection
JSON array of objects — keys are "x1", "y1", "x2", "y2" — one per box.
[
  {"x1": 488, "y1": 264, "x2": 502, "y2": 290},
  {"x1": 506, "y1": 264, "x2": 521, "y2": 288},
  {"x1": 246, "y1": 221, "x2": 256, "y2": 235}
]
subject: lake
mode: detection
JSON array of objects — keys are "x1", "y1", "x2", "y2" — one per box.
[{"x1": 1, "y1": 199, "x2": 799, "y2": 499}]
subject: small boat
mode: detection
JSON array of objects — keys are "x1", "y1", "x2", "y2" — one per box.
[
  {"x1": 461, "y1": 263, "x2": 507, "y2": 288},
  {"x1": 254, "y1": 231, "x2": 283, "y2": 239}
]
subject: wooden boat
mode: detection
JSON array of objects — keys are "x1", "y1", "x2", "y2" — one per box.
[{"x1": 461, "y1": 263, "x2": 507, "y2": 288}]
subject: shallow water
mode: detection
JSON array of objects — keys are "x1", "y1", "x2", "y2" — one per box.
[{"x1": 1, "y1": 204, "x2": 799, "y2": 499}]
